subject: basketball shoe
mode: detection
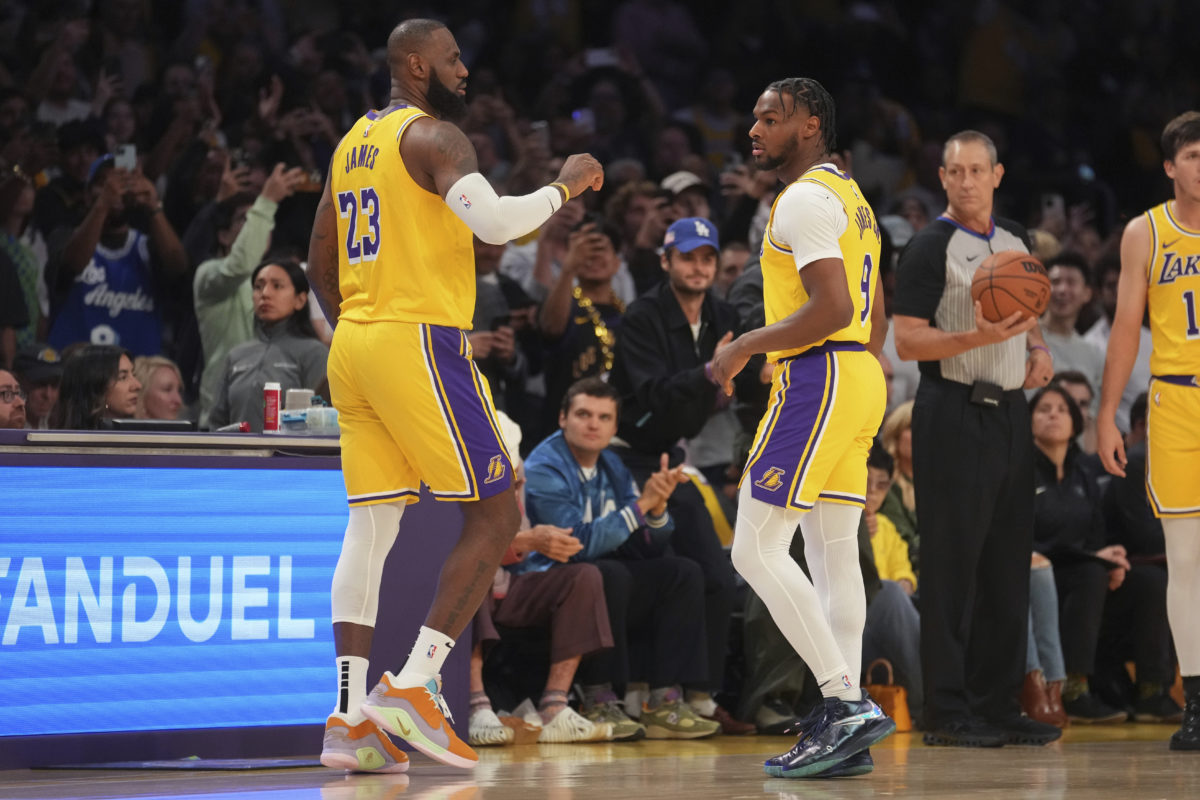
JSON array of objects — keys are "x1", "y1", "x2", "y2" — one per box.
[
  {"x1": 361, "y1": 672, "x2": 478, "y2": 769},
  {"x1": 764, "y1": 694, "x2": 895, "y2": 778},
  {"x1": 320, "y1": 715, "x2": 410, "y2": 773}
]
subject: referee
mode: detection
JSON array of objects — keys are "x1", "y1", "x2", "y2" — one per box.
[{"x1": 893, "y1": 130, "x2": 1060, "y2": 748}]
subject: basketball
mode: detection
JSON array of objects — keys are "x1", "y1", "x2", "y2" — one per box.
[{"x1": 970, "y1": 251, "x2": 1051, "y2": 322}]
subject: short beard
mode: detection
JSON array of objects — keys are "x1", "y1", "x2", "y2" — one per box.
[
  {"x1": 427, "y1": 72, "x2": 467, "y2": 123},
  {"x1": 755, "y1": 134, "x2": 800, "y2": 172}
]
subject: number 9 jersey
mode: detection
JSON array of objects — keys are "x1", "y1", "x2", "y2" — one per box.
[
  {"x1": 760, "y1": 165, "x2": 881, "y2": 362},
  {"x1": 332, "y1": 105, "x2": 475, "y2": 330}
]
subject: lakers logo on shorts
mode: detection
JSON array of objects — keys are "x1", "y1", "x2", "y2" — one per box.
[
  {"x1": 484, "y1": 454, "x2": 507, "y2": 484},
  {"x1": 755, "y1": 467, "x2": 787, "y2": 492}
]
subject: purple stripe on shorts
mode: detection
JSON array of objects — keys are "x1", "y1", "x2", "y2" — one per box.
[
  {"x1": 746, "y1": 354, "x2": 834, "y2": 508},
  {"x1": 818, "y1": 491, "x2": 865, "y2": 506},
  {"x1": 426, "y1": 325, "x2": 512, "y2": 499}
]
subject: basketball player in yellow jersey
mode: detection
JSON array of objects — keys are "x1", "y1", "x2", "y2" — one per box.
[
  {"x1": 1098, "y1": 111, "x2": 1200, "y2": 752},
  {"x1": 306, "y1": 18, "x2": 603, "y2": 772},
  {"x1": 711, "y1": 77, "x2": 894, "y2": 779}
]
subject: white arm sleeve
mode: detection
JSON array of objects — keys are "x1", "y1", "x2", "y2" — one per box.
[
  {"x1": 445, "y1": 172, "x2": 562, "y2": 245},
  {"x1": 770, "y1": 180, "x2": 847, "y2": 272}
]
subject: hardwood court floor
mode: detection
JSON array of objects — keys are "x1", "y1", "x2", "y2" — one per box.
[{"x1": 3, "y1": 724, "x2": 1198, "y2": 800}]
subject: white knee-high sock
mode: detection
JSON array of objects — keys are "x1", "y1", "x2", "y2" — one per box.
[
  {"x1": 800, "y1": 500, "x2": 867, "y2": 688},
  {"x1": 1164, "y1": 517, "x2": 1200, "y2": 676},
  {"x1": 731, "y1": 483, "x2": 855, "y2": 698}
]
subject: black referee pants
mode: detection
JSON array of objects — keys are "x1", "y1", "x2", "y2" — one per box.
[{"x1": 914, "y1": 377, "x2": 1033, "y2": 727}]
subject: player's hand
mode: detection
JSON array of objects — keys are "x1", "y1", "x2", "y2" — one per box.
[
  {"x1": 1096, "y1": 415, "x2": 1127, "y2": 477},
  {"x1": 1023, "y1": 345, "x2": 1054, "y2": 388},
  {"x1": 710, "y1": 336, "x2": 749, "y2": 396},
  {"x1": 528, "y1": 525, "x2": 582, "y2": 562},
  {"x1": 973, "y1": 301, "x2": 1038, "y2": 346},
  {"x1": 556, "y1": 153, "x2": 604, "y2": 197},
  {"x1": 261, "y1": 163, "x2": 308, "y2": 203}
]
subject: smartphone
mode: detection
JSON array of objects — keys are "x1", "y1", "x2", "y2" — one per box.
[
  {"x1": 113, "y1": 143, "x2": 137, "y2": 171},
  {"x1": 571, "y1": 108, "x2": 595, "y2": 136},
  {"x1": 530, "y1": 120, "x2": 550, "y2": 149},
  {"x1": 295, "y1": 170, "x2": 324, "y2": 192},
  {"x1": 489, "y1": 314, "x2": 512, "y2": 331}
]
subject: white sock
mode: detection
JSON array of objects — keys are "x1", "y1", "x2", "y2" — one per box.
[
  {"x1": 624, "y1": 682, "x2": 648, "y2": 718},
  {"x1": 800, "y1": 500, "x2": 867, "y2": 693},
  {"x1": 393, "y1": 625, "x2": 455, "y2": 688},
  {"x1": 332, "y1": 655, "x2": 369, "y2": 721},
  {"x1": 1164, "y1": 517, "x2": 1200, "y2": 675},
  {"x1": 687, "y1": 690, "x2": 717, "y2": 716},
  {"x1": 731, "y1": 483, "x2": 854, "y2": 697}
]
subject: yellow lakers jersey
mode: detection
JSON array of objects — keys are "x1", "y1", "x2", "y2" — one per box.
[
  {"x1": 760, "y1": 165, "x2": 881, "y2": 361},
  {"x1": 1144, "y1": 202, "x2": 1200, "y2": 375},
  {"x1": 332, "y1": 105, "x2": 475, "y2": 329}
]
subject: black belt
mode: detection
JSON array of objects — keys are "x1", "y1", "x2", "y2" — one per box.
[
  {"x1": 1153, "y1": 374, "x2": 1199, "y2": 388},
  {"x1": 927, "y1": 375, "x2": 1023, "y2": 407}
]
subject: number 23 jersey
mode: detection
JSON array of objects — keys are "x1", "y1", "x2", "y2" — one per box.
[
  {"x1": 760, "y1": 164, "x2": 881, "y2": 362},
  {"x1": 332, "y1": 105, "x2": 475, "y2": 329}
]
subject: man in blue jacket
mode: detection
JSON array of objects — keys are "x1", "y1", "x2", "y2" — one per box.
[{"x1": 518, "y1": 377, "x2": 720, "y2": 740}]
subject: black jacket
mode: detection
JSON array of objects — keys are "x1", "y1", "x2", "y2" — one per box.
[
  {"x1": 608, "y1": 281, "x2": 739, "y2": 457},
  {"x1": 1033, "y1": 444, "x2": 1108, "y2": 562}
]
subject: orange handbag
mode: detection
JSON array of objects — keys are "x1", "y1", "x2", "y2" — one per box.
[{"x1": 863, "y1": 658, "x2": 913, "y2": 732}]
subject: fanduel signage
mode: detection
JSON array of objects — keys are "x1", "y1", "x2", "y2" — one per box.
[{"x1": 0, "y1": 465, "x2": 346, "y2": 736}]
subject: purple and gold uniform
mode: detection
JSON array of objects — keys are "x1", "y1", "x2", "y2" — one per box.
[
  {"x1": 327, "y1": 105, "x2": 511, "y2": 506},
  {"x1": 742, "y1": 165, "x2": 885, "y2": 511},
  {"x1": 1142, "y1": 201, "x2": 1200, "y2": 517}
]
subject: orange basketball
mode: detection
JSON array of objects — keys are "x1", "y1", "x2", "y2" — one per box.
[{"x1": 970, "y1": 251, "x2": 1051, "y2": 322}]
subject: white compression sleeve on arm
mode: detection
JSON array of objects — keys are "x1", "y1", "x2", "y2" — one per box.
[{"x1": 445, "y1": 172, "x2": 562, "y2": 245}]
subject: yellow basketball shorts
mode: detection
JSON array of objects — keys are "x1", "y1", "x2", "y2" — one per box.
[
  {"x1": 327, "y1": 320, "x2": 513, "y2": 506},
  {"x1": 1146, "y1": 377, "x2": 1200, "y2": 518},
  {"x1": 741, "y1": 343, "x2": 886, "y2": 511}
]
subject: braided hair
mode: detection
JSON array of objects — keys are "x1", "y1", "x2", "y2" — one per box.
[{"x1": 765, "y1": 77, "x2": 837, "y2": 155}]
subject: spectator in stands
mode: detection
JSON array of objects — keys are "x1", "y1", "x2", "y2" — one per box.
[
  {"x1": 207, "y1": 258, "x2": 327, "y2": 432},
  {"x1": 194, "y1": 163, "x2": 306, "y2": 427},
  {"x1": 133, "y1": 355, "x2": 183, "y2": 421},
  {"x1": 660, "y1": 170, "x2": 712, "y2": 221},
  {"x1": 714, "y1": 241, "x2": 750, "y2": 300},
  {"x1": 12, "y1": 343, "x2": 62, "y2": 429},
  {"x1": 48, "y1": 154, "x2": 188, "y2": 356},
  {"x1": 1029, "y1": 383, "x2": 1129, "y2": 724},
  {"x1": 1053, "y1": 370, "x2": 1098, "y2": 454},
  {"x1": 0, "y1": 243, "x2": 27, "y2": 369},
  {"x1": 1, "y1": 169, "x2": 44, "y2": 348},
  {"x1": 672, "y1": 68, "x2": 744, "y2": 172},
  {"x1": 52, "y1": 343, "x2": 141, "y2": 429},
  {"x1": 878, "y1": 401, "x2": 919, "y2": 576},
  {"x1": 519, "y1": 377, "x2": 721, "y2": 740},
  {"x1": 470, "y1": 236, "x2": 532, "y2": 420},
  {"x1": 1040, "y1": 252, "x2": 1105, "y2": 410},
  {"x1": 0, "y1": 368, "x2": 26, "y2": 429},
  {"x1": 539, "y1": 215, "x2": 625, "y2": 437},
  {"x1": 1098, "y1": 392, "x2": 1181, "y2": 723},
  {"x1": 608, "y1": 179, "x2": 676, "y2": 296},
  {"x1": 33, "y1": 120, "x2": 103, "y2": 245},
  {"x1": 607, "y1": 216, "x2": 750, "y2": 734},
  {"x1": 866, "y1": 445, "x2": 916, "y2": 597}
]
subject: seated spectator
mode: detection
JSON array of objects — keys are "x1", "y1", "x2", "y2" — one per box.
[
  {"x1": 48, "y1": 154, "x2": 188, "y2": 356},
  {"x1": 879, "y1": 400, "x2": 919, "y2": 576},
  {"x1": 865, "y1": 445, "x2": 916, "y2": 596},
  {"x1": 194, "y1": 163, "x2": 306, "y2": 427},
  {"x1": 518, "y1": 378, "x2": 721, "y2": 740},
  {"x1": 1097, "y1": 392, "x2": 1181, "y2": 723},
  {"x1": 208, "y1": 258, "x2": 328, "y2": 432},
  {"x1": 133, "y1": 355, "x2": 184, "y2": 420},
  {"x1": 468, "y1": 418, "x2": 615, "y2": 746},
  {"x1": 660, "y1": 170, "x2": 712, "y2": 221},
  {"x1": 1030, "y1": 384, "x2": 1129, "y2": 724},
  {"x1": 0, "y1": 369, "x2": 26, "y2": 429},
  {"x1": 52, "y1": 344, "x2": 141, "y2": 429},
  {"x1": 12, "y1": 343, "x2": 62, "y2": 429},
  {"x1": 1054, "y1": 371, "x2": 1098, "y2": 454},
  {"x1": 714, "y1": 241, "x2": 750, "y2": 300},
  {"x1": 607, "y1": 216, "x2": 749, "y2": 735},
  {"x1": 1040, "y1": 252, "x2": 1105, "y2": 411},
  {"x1": 538, "y1": 215, "x2": 625, "y2": 438}
]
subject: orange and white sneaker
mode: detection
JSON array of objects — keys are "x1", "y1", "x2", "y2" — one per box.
[
  {"x1": 320, "y1": 715, "x2": 410, "y2": 773},
  {"x1": 361, "y1": 673, "x2": 478, "y2": 769}
]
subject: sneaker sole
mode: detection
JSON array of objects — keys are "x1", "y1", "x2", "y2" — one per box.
[
  {"x1": 319, "y1": 752, "x2": 410, "y2": 773},
  {"x1": 817, "y1": 758, "x2": 874, "y2": 778},
  {"x1": 1067, "y1": 714, "x2": 1127, "y2": 724},
  {"x1": 1169, "y1": 737, "x2": 1200, "y2": 751},
  {"x1": 362, "y1": 704, "x2": 477, "y2": 769},
  {"x1": 1003, "y1": 731, "x2": 1062, "y2": 746},
  {"x1": 766, "y1": 718, "x2": 896, "y2": 778},
  {"x1": 922, "y1": 732, "x2": 1005, "y2": 747},
  {"x1": 612, "y1": 727, "x2": 646, "y2": 742},
  {"x1": 644, "y1": 724, "x2": 720, "y2": 739},
  {"x1": 1133, "y1": 713, "x2": 1184, "y2": 724}
]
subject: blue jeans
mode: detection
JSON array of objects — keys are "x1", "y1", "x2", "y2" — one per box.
[{"x1": 1026, "y1": 565, "x2": 1066, "y2": 682}]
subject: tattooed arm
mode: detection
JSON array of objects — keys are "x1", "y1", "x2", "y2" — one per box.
[{"x1": 307, "y1": 173, "x2": 342, "y2": 327}]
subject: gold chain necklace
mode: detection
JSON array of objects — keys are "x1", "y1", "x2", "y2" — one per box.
[{"x1": 572, "y1": 285, "x2": 625, "y2": 372}]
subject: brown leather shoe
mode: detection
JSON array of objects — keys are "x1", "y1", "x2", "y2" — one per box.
[
  {"x1": 704, "y1": 704, "x2": 757, "y2": 735},
  {"x1": 1045, "y1": 680, "x2": 1069, "y2": 728},
  {"x1": 1021, "y1": 670, "x2": 1059, "y2": 727}
]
